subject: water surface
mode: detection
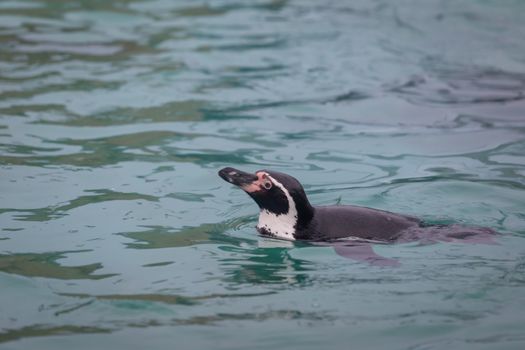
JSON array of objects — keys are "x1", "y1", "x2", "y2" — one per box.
[{"x1": 1, "y1": 0, "x2": 525, "y2": 349}]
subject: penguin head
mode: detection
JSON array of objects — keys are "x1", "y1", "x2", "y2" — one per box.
[{"x1": 218, "y1": 167, "x2": 314, "y2": 239}]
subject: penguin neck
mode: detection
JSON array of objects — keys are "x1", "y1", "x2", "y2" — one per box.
[
  {"x1": 292, "y1": 192, "x2": 315, "y2": 230},
  {"x1": 256, "y1": 188, "x2": 314, "y2": 241}
]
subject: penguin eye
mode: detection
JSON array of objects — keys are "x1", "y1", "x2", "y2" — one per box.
[{"x1": 262, "y1": 180, "x2": 272, "y2": 190}]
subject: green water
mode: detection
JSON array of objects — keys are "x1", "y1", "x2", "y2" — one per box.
[{"x1": 1, "y1": 0, "x2": 525, "y2": 349}]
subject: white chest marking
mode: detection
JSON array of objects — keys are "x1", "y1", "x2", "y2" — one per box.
[{"x1": 256, "y1": 176, "x2": 298, "y2": 241}]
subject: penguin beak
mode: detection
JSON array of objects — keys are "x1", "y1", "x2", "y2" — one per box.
[{"x1": 218, "y1": 167, "x2": 258, "y2": 187}]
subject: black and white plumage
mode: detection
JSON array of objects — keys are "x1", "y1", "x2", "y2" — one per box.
[{"x1": 218, "y1": 167, "x2": 422, "y2": 242}]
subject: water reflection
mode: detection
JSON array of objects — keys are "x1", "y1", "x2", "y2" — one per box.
[
  {"x1": 3, "y1": 190, "x2": 158, "y2": 222},
  {"x1": 58, "y1": 290, "x2": 275, "y2": 307},
  {"x1": 46, "y1": 100, "x2": 209, "y2": 126},
  {"x1": 387, "y1": 63, "x2": 525, "y2": 105},
  {"x1": 120, "y1": 221, "x2": 312, "y2": 285},
  {"x1": 0, "y1": 325, "x2": 111, "y2": 345},
  {"x1": 0, "y1": 251, "x2": 115, "y2": 280},
  {"x1": 120, "y1": 224, "x2": 226, "y2": 249},
  {"x1": 220, "y1": 242, "x2": 312, "y2": 286},
  {"x1": 118, "y1": 216, "x2": 254, "y2": 249}
]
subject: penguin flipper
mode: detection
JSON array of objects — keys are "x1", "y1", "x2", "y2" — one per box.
[{"x1": 332, "y1": 242, "x2": 400, "y2": 267}]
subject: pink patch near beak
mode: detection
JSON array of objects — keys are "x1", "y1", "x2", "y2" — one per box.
[{"x1": 241, "y1": 172, "x2": 268, "y2": 193}]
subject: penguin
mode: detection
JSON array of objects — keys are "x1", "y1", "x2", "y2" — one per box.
[{"x1": 218, "y1": 167, "x2": 424, "y2": 242}]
